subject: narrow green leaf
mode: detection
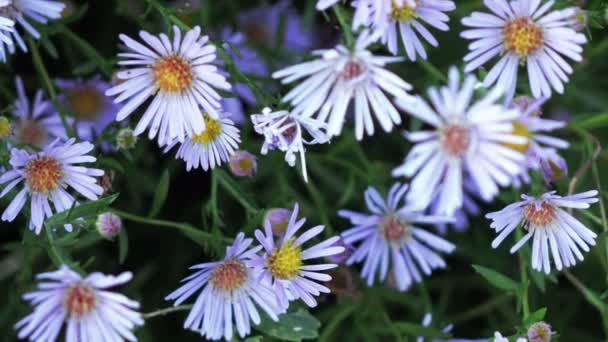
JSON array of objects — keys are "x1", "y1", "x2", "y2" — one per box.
[
  {"x1": 255, "y1": 309, "x2": 321, "y2": 341},
  {"x1": 148, "y1": 169, "x2": 170, "y2": 218},
  {"x1": 45, "y1": 194, "x2": 119, "y2": 228},
  {"x1": 118, "y1": 227, "x2": 129, "y2": 264},
  {"x1": 472, "y1": 265, "x2": 520, "y2": 292},
  {"x1": 523, "y1": 307, "x2": 547, "y2": 327}
]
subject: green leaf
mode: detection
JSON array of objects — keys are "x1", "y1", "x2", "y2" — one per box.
[
  {"x1": 472, "y1": 265, "x2": 520, "y2": 292},
  {"x1": 523, "y1": 307, "x2": 547, "y2": 327},
  {"x1": 244, "y1": 337, "x2": 263, "y2": 342},
  {"x1": 255, "y1": 309, "x2": 321, "y2": 341},
  {"x1": 392, "y1": 322, "x2": 450, "y2": 338},
  {"x1": 118, "y1": 227, "x2": 129, "y2": 264},
  {"x1": 44, "y1": 194, "x2": 119, "y2": 228},
  {"x1": 148, "y1": 169, "x2": 170, "y2": 218}
]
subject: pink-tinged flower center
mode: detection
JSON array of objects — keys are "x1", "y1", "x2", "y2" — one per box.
[
  {"x1": 341, "y1": 60, "x2": 364, "y2": 81},
  {"x1": 67, "y1": 86, "x2": 104, "y2": 119},
  {"x1": 380, "y1": 215, "x2": 408, "y2": 241},
  {"x1": 211, "y1": 259, "x2": 248, "y2": 291},
  {"x1": 64, "y1": 283, "x2": 96, "y2": 318},
  {"x1": 440, "y1": 124, "x2": 471, "y2": 155},
  {"x1": 15, "y1": 119, "x2": 48, "y2": 147},
  {"x1": 524, "y1": 201, "x2": 557, "y2": 227},
  {"x1": 153, "y1": 55, "x2": 193, "y2": 93},
  {"x1": 503, "y1": 17, "x2": 544, "y2": 57},
  {"x1": 25, "y1": 156, "x2": 62, "y2": 193}
]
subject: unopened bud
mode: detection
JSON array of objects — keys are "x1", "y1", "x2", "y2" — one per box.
[
  {"x1": 527, "y1": 321, "x2": 554, "y2": 342},
  {"x1": 96, "y1": 213, "x2": 122, "y2": 239},
  {"x1": 264, "y1": 208, "x2": 292, "y2": 238},
  {"x1": 229, "y1": 150, "x2": 257, "y2": 177},
  {"x1": 116, "y1": 128, "x2": 138, "y2": 150}
]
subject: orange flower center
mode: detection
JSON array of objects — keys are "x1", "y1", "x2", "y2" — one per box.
[
  {"x1": 211, "y1": 259, "x2": 248, "y2": 291},
  {"x1": 25, "y1": 156, "x2": 62, "y2": 193},
  {"x1": 67, "y1": 86, "x2": 104, "y2": 119},
  {"x1": 503, "y1": 17, "x2": 544, "y2": 57},
  {"x1": 380, "y1": 215, "x2": 409, "y2": 241},
  {"x1": 153, "y1": 55, "x2": 193, "y2": 93},
  {"x1": 524, "y1": 201, "x2": 556, "y2": 227},
  {"x1": 64, "y1": 284, "x2": 96, "y2": 318},
  {"x1": 440, "y1": 124, "x2": 471, "y2": 155}
]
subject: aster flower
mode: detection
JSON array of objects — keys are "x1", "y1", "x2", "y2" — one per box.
[
  {"x1": 251, "y1": 107, "x2": 329, "y2": 182},
  {"x1": 164, "y1": 112, "x2": 240, "y2": 171},
  {"x1": 527, "y1": 321, "x2": 555, "y2": 342},
  {"x1": 165, "y1": 233, "x2": 281, "y2": 341},
  {"x1": 0, "y1": 138, "x2": 104, "y2": 234},
  {"x1": 0, "y1": 0, "x2": 64, "y2": 61},
  {"x1": 461, "y1": 0, "x2": 587, "y2": 100},
  {"x1": 539, "y1": 149, "x2": 567, "y2": 184},
  {"x1": 355, "y1": 0, "x2": 456, "y2": 60},
  {"x1": 252, "y1": 203, "x2": 345, "y2": 310},
  {"x1": 106, "y1": 25, "x2": 231, "y2": 146},
  {"x1": 11, "y1": 76, "x2": 68, "y2": 148},
  {"x1": 273, "y1": 30, "x2": 414, "y2": 140},
  {"x1": 96, "y1": 212, "x2": 122, "y2": 239},
  {"x1": 339, "y1": 183, "x2": 455, "y2": 291},
  {"x1": 264, "y1": 208, "x2": 292, "y2": 237},
  {"x1": 487, "y1": 190, "x2": 598, "y2": 274},
  {"x1": 15, "y1": 265, "x2": 143, "y2": 341},
  {"x1": 229, "y1": 150, "x2": 257, "y2": 177},
  {"x1": 392, "y1": 67, "x2": 526, "y2": 216},
  {"x1": 56, "y1": 77, "x2": 120, "y2": 145}
]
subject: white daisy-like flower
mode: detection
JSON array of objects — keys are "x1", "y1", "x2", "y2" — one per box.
[
  {"x1": 392, "y1": 67, "x2": 526, "y2": 216},
  {"x1": 15, "y1": 265, "x2": 143, "y2": 342},
  {"x1": 272, "y1": 30, "x2": 414, "y2": 140},
  {"x1": 493, "y1": 331, "x2": 526, "y2": 342},
  {"x1": 164, "y1": 112, "x2": 240, "y2": 171},
  {"x1": 339, "y1": 183, "x2": 455, "y2": 291},
  {"x1": 0, "y1": 138, "x2": 104, "y2": 234},
  {"x1": 253, "y1": 203, "x2": 345, "y2": 310},
  {"x1": 0, "y1": 0, "x2": 64, "y2": 61},
  {"x1": 461, "y1": 0, "x2": 587, "y2": 100},
  {"x1": 487, "y1": 190, "x2": 598, "y2": 274},
  {"x1": 166, "y1": 233, "x2": 281, "y2": 341},
  {"x1": 11, "y1": 76, "x2": 68, "y2": 148},
  {"x1": 106, "y1": 25, "x2": 231, "y2": 146},
  {"x1": 251, "y1": 107, "x2": 329, "y2": 183},
  {"x1": 354, "y1": 0, "x2": 456, "y2": 60},
  {"x1": 316, "y1": 0, "x2": 339, "y2": 10}
]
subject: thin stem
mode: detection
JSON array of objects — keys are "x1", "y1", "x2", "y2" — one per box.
[
  {"x1": 563, "y1": 269, "x2": 608, "y2": 338},
  {"x1": 332, "y1": 5, "x2": 354, "y2": 49},
  {"x1": 142, "y1": 305, "x2": 193, "y2": 319},
  {"x1": 55, "y1": 25, "x2": 112, "y2": 77},
  {"x1": 417, "y1": 59, "x2": 447, "y2": 83},
  {"x1": 449, "y1": 294, "x2": 511, "y2": 325},
  {"x1": 143, "y1": 0, "x2": 190, "y2": 31},
  {"x1": 515, "y1": 228, "x2": 529, "y2": 320}
]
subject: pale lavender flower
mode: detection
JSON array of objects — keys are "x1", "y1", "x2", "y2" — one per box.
[
  {"x1": 355, "y1": 0, "x2": 456, "y2": 60},
  {"x1": 106, "y1": 25, "x2": 231, "y2": 146},
  {"x1": 253, "y1": 203, "x2": 345, "y2": 310},
  {"x1": 461, "y1": 0, "x2": 587, "y2": 100},
  {"x1": 527, "y1": 321, "x2": 554, "y2": 342},
  {"x1": 166, "y1": 233, "x2": 281, "y2": 341},
  {"x1": 339, "y1": 183, "x2": 455, "y2": 291},
  {"x1": 164, "y1": 112, "x2": 240, "y2": 172},
  {"x1": 96, "y1": 212, "x2": 122, "y2": 238},
  {"x1": 392, "y1": 67, "x2": 526, "y2": 216},
  {"x1": 273, "y1": 30, "x2": 415, "y2": 140},
  {"x1": 0, "y1": 0, "x2": 64, "y2": 61},
  {"x1": 487, "y1": 190, "x2": 598, "y2": 274},
  {"x1": 11, "y1": 76, "x2": 68, "y2": 148},
  {"x1": 539, "y1": 149, "x2": 567, "y2": 184},
  {"x1": 264, "y1": 208, "x2": 292, "y2": 237},
  {"x1": 15, "y1": 265, "x2": 143, "y2": 341},
  {"x1": 229, "y1": 150, "x2": 257, "y2": 177},
  {"x1": 316, "y1": 0, "x2": 339, "y2": 10},
  {"x1": 493, "y1": 331, "x2": 526, "y2": 342},
  {"x1": 251, "y1": 107, "x2": 329, "y2": 182},
  {"x1": 0, "y1": 138, "x2": 104, "y2": 234}
]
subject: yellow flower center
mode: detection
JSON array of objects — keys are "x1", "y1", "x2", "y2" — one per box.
[
  {"x1": 64, "y1": 283, "x2": 96, "y2": 318},
  {"x1": 25, "y1": 156, "x2": 62, "y2": 193},
  {"x1": 153, "y1": 55, "x2": 193, "y2": 93},
  {"x1": 502, "y1": 121, "x2": 531, "y2": 152},
  {"x1": 15, "y1": 119, "x2": 48, "y2": 147},
  {"x1": 267, "y1": 240, "x2": 302, "y2": 280},
  {"x1": 0, "y1": 117, "x2": 11, "y2": 138},
  {"x1": 391, "y1": 0, "x2": 418, "y2": 22},
  {"x1": 503, "y1": 17, "x2": 544, "y2": 57},
  {"x1": 67, "y1": 86, "x2": 104, "y2": 119},
  {"x1": 524, "y1": 201, "x2": 556, "y2": 227},
  {"x1": 211, "y1": 259, "x2": 248, "y2": 291},
  {"x1": 191, "y1": 113, "x2": 222, "y2": 145}
]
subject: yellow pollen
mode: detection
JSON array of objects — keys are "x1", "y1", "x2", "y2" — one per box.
[
  {"x1": 153, "y1": 55, "x2": 193, "y2": 93},
  {"x1": 0, "y1": 117, "x2": 11, "y2": 138},
  {"x1": 391, "y1": 0, "x2": 418, "y2": 22},
  {"x1": 211, "y1": 259, "x2": 248, "y2": 291},
  {"x1": 191, "y1": 113, "x2": 222, "y2": 145},
  {"x1": 503, "y1": 17, "x2": 543, "y2": 58},
  {"x1": 502, "y1": 121, "x2": 530, "y2": 152},
  {"x1": 267, "y1": 240, "x2": 302, "y2": 280},
  {"x1": 25, "y1": 156, "x2": 62, "y2": 193},
  {"x1": 64, "y1": 283, "x2": 96, "y2": 318},
  {"x1": 67, "y1": 86, "x2": 104, "y2": 119}
]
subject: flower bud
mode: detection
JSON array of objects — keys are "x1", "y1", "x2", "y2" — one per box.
[
  {"x1": 326, "y1": 238, "x2": 354, "y2": 264},
  {"x1": 116, "y1": 128, "x2": 138, "y2": 150},
  {"x1": 540, "y1": 151, "x2": 568, "y2": 184},
  {"x1": 96, "y1": 213, "x2": 122, "y2": 239},
  {"x1": 571, "y1": 7, "x2": 588, "y2": 32},
  {"x1": 229, "y1": 150, "x2": 257, "y2": 177},
  {"x1": 527, "y1": 321, "x2": 554, "y2": 342},
  {"x1": 264, "y1": 208, "x2": 292, "y2": 238}
]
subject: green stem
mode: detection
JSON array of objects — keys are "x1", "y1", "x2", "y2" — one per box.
[
  {"x1": 142, "y1": 305, "x2": 193, "y2": 319},
  {"x1": 449, "y1": 294, "x2": 511, "y2": 325},
  {"x1": 318, "y1": 305, "x2": 357, "y2": 342},
  {"x1": 143, "y1": 0, "x2": 190, "y2": 31},
  {"x1": 515, "y1": 228, "x2": 530, "y2": 320},
  {"x1": 55, "y1": 25, "x2": 112, "y2": 77},
  {"x1": 214, "y1": 170, "x2": 258, "y2": 214},
  {"x1": 332, "y1": 5, "x2": 354, "y2": 49},
  {"x1": 417, "y1": 59, "x2": 447, "y2": 83}
]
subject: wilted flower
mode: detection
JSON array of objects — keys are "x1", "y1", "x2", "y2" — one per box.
[
  {"x1": 15, "y1": 265, "x2": 143, "y2": 341},
  {"x1": 96, "y1": 212, "x2": 122, "y2": 239},
  {"x1": 461, "y1": 0, "x2": 587, "y2": 100},
  {"x1": 487, "y1": 190, "x2": 599, "y2": 274},
  {"x1": 229, "y1": 150, "x2": 257, "y2": 177},
  {"x1": 106, "y1": 25, "x2": 231, "y2": 145}
]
